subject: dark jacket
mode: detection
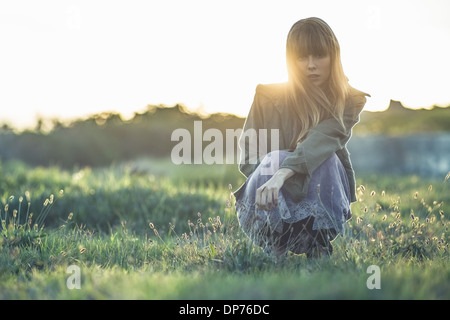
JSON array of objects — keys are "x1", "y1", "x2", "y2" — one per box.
[{"x1": 235, "y1": 82, "x2": 369, "y2": 203}]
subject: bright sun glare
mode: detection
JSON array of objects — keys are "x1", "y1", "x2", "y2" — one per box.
[{"x1": 0, "y1": 1, "x2": 449, "y2": 129}]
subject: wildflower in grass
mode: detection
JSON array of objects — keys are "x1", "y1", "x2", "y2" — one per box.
[
  {"x1": 149, "y1": 222, "x2": 155, "y2": 230},
  {"x1": 370, "y1": 191, "x2": 376, "y2": 196},
  {"x1": 27, "y1": 213, "x2": 33, "y2": 227},
  {"x1": 445, "y1": 171, "x2": 450, "y2": 181},
  {"x1": 413, "y1": 191, "x2": 418, "y2": 199},
  {"x1": 360, "y1": 185, "x2": 365, "y2": 191},
  {"x1": 382, "y1": 214, "x2": 387, "y2": 221},
  {"x1": 80, "y1": 247, "x2": 86, "y2": 254},
  {"x1": 68, "y1": 212, "x2": 73, "y2": 220},
  {"x1": 410, "y1": 210, "x2": 415, "y2": 220},
  {"x1": 381, "y1": 190, "x2": 385, "y2": 196}
]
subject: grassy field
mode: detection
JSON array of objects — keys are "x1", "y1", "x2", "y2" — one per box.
[{"x1": 0, "y1": 158, "x2": 449, "y2": 300}]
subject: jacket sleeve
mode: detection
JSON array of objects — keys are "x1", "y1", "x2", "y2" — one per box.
[
  {"x1": 279, "y1": 94, "x2": 367, "y2": 176},
  {"x1": 238, "y1": 85, "x2": 265, "y2": 177}
]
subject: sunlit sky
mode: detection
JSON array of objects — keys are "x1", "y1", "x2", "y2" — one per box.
[{"x1": 1, "y1": 0, "x2": 449, "y2": 129}]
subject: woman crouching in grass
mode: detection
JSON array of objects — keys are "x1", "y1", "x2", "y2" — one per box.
[{"x1": 234, "y1": 17, "x2": 369, "y2": 259}]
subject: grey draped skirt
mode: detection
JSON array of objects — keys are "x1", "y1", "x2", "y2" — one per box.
[{"x1": 235, "y1": 150, "x2": 352, "y2": 255}]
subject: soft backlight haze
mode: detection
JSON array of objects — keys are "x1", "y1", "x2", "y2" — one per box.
[{"x1": 1, "y1": 0, "x2": 449, "y2": 129}]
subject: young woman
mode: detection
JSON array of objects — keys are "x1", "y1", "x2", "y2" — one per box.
[{"x1": 234, "y1": 17, "x2": 370, "y2": 258}]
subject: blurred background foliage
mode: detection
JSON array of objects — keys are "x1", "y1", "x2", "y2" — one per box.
[
  {"x1": 0, "y1": 100, "x2": 449, "y2": 169},
  {"x1": 0, "y1": 104, "x2": 245, "y2": 168}
]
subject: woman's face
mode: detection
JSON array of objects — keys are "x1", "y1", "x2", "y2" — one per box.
[{"x1": 296, "y1": 54, "x2": 331, "y2": 88}]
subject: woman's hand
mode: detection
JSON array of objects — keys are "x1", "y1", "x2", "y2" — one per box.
[{"x1": 255, "y1": 168, "x2": 295, "y2": 210}]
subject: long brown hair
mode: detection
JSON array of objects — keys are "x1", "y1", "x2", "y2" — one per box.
[{"x1": 285, "y1": 17, "x2": 350, "y2": 148}]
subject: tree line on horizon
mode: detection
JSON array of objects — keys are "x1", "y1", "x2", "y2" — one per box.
[
  {"x1": 0, "y1": 102, "x2": 449, "y2": 168},
  {"x1": 0, "y1": 104, "x2": 245, "y2": 168}
]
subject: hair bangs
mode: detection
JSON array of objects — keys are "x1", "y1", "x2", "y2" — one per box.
[{"x1": 287, "y1": 20, "x2": 335, "y2": 60}]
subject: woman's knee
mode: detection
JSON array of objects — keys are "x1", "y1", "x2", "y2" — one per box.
[{"x1": 258, "y1": 150, "x2": 290, "y2": 175}]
